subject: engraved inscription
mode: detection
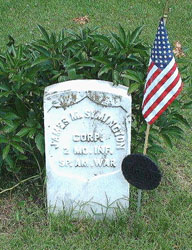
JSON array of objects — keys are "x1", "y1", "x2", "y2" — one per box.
[
  {"x1": 70, "y1": 112, "x2": 83, "y2": 121},
  {"x1": 73, "y1": 146, "x2": 92, "y2": 155},
  {"x1": 94, "y1": 159, "x2": 116, "y2": 168},
  {"x1": 59, "y1": 158, "x2": 116, "y2": 168},
  {"x1": 51, "y1": 117, "x2": 70, "y2": 149},
  {"x1": 72, "y1": 133, "x2": 103, "y2": 142},
  {"x1": 94, "y1": 146, "x2": 113, "y2": 155},
  {"x1": 73, "y1": 145, "x2": 113, "y2": 155},
  {"x1": 63, "y1": 147, "x2": 69, "y2": 155},
  {"x1": 50, "y1": 109, "x2": 127, "y2": 169},
  {"x1": 51, "y1": 110, "x2": 126, "y2": 150}
]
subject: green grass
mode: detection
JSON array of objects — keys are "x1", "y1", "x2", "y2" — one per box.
[
  {"x1": 0, "y1": 0, "x2": 192, "y2": 50},
  {"x1": 0, "y1": 165, "x2": 191, "y2": 250},
  {"x1": 0, "y1": 0, "x2": 192, "y2": 249}
]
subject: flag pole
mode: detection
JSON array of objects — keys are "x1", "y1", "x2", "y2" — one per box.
[
  {"x1": 163, "y1": 0, "x2": 169, "y2": 25},
  {"x1": 137, "y1": 0, "x2": 169, "y2": 213},
  {"x1": 143, "y1": 124, "x2": 151, "y2": 155},
  {"x1": 137, "y1": 123, "x2": 150, "y2": 213}
]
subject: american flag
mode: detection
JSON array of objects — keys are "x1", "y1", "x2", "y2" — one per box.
[{"x1": 142, "y1": 18, "x2": 182, "y2": 125}]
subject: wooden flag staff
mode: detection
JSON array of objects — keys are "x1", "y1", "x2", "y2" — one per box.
[
  {"x1": 163, "y1": 0, "x2": 169, "y2": 25},
  {"x1": 137, "y1": 123, "x2": 150, "y2": 213},
  {"x1": 137, "y1": 0, "x2": 169, "y2": 213}
]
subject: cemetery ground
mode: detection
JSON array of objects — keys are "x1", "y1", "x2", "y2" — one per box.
[
  {"x1": 0, "y1": 140, "x2": 192, "y2": 250},
  {"x1": 0, "y1": 0, "x2": 192, "y2": 249}
]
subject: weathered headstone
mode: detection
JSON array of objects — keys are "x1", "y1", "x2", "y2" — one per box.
[{"x1": 44, "y1": 80, "x2": 131, "y2": 218}]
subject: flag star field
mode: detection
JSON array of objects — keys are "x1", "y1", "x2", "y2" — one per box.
[{"x1": 151, "y1": 19, "x2": 173, "y2": 69}]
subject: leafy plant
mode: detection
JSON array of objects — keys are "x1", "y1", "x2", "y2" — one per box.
[{"x1": 0, "y1": 25, "x2": 191, "y2": 177}]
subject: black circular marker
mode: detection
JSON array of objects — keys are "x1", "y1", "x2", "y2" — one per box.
[{"x1": 121, "y1": 154, "x2": 162, "y2": 190}]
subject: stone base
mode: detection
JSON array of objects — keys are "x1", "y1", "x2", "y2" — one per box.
[{"x1": 47, "y1": 170, "x2": 129, "y2": 218}]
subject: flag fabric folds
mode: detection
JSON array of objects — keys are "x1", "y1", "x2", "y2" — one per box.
[{"x1": 142, "y1": 18, "x2": 182, "y2": 125}]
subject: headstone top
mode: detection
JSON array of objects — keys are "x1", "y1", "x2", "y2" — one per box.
[
  {"x1": 44, "y1": 79, "x2": 129, "y2": 97},
  {"x1": 44, "y1": 80, "x2": 130, "y2": 113}
]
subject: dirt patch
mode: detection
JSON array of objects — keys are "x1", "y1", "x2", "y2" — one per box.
[
  {"x1": 175, "y1": 167, "x2": 192, "y2": 192},
  {"x1": 0, "y1": 198, "x2": 17, "y2": 234}
]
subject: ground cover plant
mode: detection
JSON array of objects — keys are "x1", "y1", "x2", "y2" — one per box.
[
  {"x1": 0, "y1": 0, "x2": 192, "y2": 249},
  {"x1": 0, "y1": 25, "x2": 191, "y2": 176}
]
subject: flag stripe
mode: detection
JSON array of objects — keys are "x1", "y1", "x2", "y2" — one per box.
[
  {"x1": 144, "y1": 65, "x2": 161, "y2": 95},
  {"x1": 145, "y1": 61, "x2": 156, "y2": 83},
  {"x1": 143, "y1": 76, "x2": 181, "y2": 121},
  {"x1": 143, "y1": 58, "x2": 175, "y2": 102},
  {"x1": 147, "y1": 59, "x2": 153, "y2": 72},
  {"x1": 146, "y1": 82, "x2": 182, "y2": 124},
  {"x1": 142, "y1": 62, "x2": 178, "y2": 111}
]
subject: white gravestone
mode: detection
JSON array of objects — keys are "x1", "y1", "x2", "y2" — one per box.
[{"x1": 44, "y1": 80, "x2": 131, "y2": 218}]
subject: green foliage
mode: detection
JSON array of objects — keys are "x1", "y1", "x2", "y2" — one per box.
[{"x1": 0, "y1": 25, "x2": 191, "y2": 175}]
